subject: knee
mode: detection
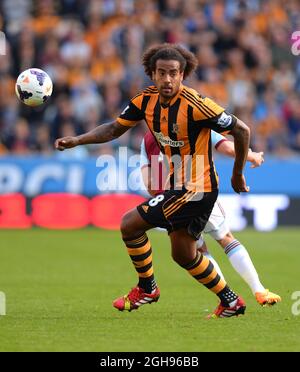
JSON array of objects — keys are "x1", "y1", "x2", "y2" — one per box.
[
  {"x1": 218, "y1": 231, "x2": 235, "y2": 248},
  {"x1": 120, "y1": 211, "x2": 135, "y2": 239},
  {"x1": 170, "y1": 231, "x2": 197, "y2": 266},
  {"x1": 120, "y1": 210, "x2": 146, "y2": 240},
  {"x1": 171, "y1": 248, "x2": 195, "y2": 267},
  {"x1": 171, "y1": 250, "x2": 183, "y2": 266},
  {"x1": 197, "y1": 241, "x2": 208, "y2": 254}
]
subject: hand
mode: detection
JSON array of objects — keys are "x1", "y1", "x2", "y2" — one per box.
[
  {"x1": 250, "y1": 151, "x2": 264, "y2": 168},
  {"x1": 55, "y1": 136, "x2": 79, "y2": 151},
  {"x1": 231, "y1": 173, "x2": 250, "y2": 194}
]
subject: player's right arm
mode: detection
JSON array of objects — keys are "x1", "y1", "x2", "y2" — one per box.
[
  {"x1": 55, "y1": 93, "x2": 145, "y2": 151},
  {"x1": 55, "y1": 121, "x2": 129, "y2": 150}
]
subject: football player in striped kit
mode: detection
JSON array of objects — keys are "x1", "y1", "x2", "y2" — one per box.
[{"x1": 141, "y1": 130, "x2": 281, "y2": 307}]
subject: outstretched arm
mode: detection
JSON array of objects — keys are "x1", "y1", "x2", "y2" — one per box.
[
  {"x1": 216, "y1": 140, "x2": 264, "y2": 168},
  {"x1": 55, "y1": 121, "x2": 130, "y2": 151},
  {"x1": 229, "y1": 118, "x2": 251, "y2": 193}
]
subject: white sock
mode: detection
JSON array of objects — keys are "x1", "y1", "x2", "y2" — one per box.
[
  {"x1": 203, "y1": 253, "x2": 225, "y2": 281},
  {"x1": 224, "y1": 240, "x2": 265, "y2": 294}
]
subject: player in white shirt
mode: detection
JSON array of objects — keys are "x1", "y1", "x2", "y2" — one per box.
[{"x1": 141, "y1": 131, "x2": 281, "y2": 306}]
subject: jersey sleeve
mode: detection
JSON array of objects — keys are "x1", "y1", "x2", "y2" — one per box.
[
  {"x1": 211, "y1": 131, "x2": 228, "y2": 149},
  {"x1": 140, "y1": 139, "x2": 150, "y2": 169},
  {"x1": 193, "y1": 96, "x2": 237, "y2": 133},
  {"x1": 117, "y1": 93, "x2": 145, "y2": 127}
]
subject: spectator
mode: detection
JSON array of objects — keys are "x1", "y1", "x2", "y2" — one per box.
[
  {"x1": 5, "y1": 118, "x2": 33, "y2": 155},
  {"x1": 32, "y1": 124, "x2": 53, "y2": 155},
  {"x1": 0, "y1": 0, "x2": 298, "y2": 156},
  {"x1": 283, "y1": 93, "x2": 300, "y2": 151}
]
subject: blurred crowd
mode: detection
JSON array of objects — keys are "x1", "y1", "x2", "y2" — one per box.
[{"x1": 0, "y1": 0, "x2": 300, "y2": 158}]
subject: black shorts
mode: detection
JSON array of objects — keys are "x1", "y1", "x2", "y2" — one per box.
[{"x1": 137, "y1": 188, "x2": 218, "y2": 240}]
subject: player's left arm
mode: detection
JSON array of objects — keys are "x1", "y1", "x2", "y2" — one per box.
[
  {"x1": 229, "y1": 118, "x2": 250, "y2": 193},
  {"x1": 216, "y1": 140, "x2": 264, "y2": 168},
  {"x1": 195, "y1": 96, "x2": 250, "y2": 193}
]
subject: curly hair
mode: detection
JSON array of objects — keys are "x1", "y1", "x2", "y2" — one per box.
[{"x1": 142, "y1": 43, "x2": 198, "y2": 80}]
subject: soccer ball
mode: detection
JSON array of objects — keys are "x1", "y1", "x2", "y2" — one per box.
[{"x1": 15, "y1": 68, "x2": 53, "y2": 107}]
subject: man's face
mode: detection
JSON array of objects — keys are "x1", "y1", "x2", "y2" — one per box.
[{"x1": 152, "y1": 59, "x2": 184, "y2": 101}]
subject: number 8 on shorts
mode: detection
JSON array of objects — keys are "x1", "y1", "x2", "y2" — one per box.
[{"x1": 149, "y1": 195, "x2": 165, "y2": 207}]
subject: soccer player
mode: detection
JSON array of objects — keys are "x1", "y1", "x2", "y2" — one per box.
[
  {"x1": 55, "y1": 43, "x2": 251, "y2": 318},
  {"x1": 140, "y1": 130, "x2": 281, "y2": 306}
]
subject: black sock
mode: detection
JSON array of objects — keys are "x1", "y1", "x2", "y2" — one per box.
[
  {"x1": 217, "y1": 286, "x2": 238, "y2": 306},
  {"x1": 138, "y1": 275, "x2": 157, "y2": 293}
]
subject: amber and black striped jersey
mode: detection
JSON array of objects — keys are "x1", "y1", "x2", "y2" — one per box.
[{"x1": 117, "y1": 85, "x2": 237, "y2": 192}]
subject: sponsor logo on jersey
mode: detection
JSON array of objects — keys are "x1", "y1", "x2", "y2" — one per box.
[{"x1": 153, "y1": 131, "x2": 184, "y2": 148}]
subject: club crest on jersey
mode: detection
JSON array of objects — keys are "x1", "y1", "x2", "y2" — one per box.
[
  {"x1": 153, "y1": 131, "x2": 184, "y2": 147},
  {"x1": 172, "y1": 123, "x2": 180, "y2": 134}
]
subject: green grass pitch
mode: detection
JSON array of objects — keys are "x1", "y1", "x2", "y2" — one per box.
[{"x1": 0, "y1": 228, "x2": 299, "y2": 352}]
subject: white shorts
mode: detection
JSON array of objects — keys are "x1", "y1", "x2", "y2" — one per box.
[{"x1": 197, "y1": 199, "x2": 229, "y2": 247}]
